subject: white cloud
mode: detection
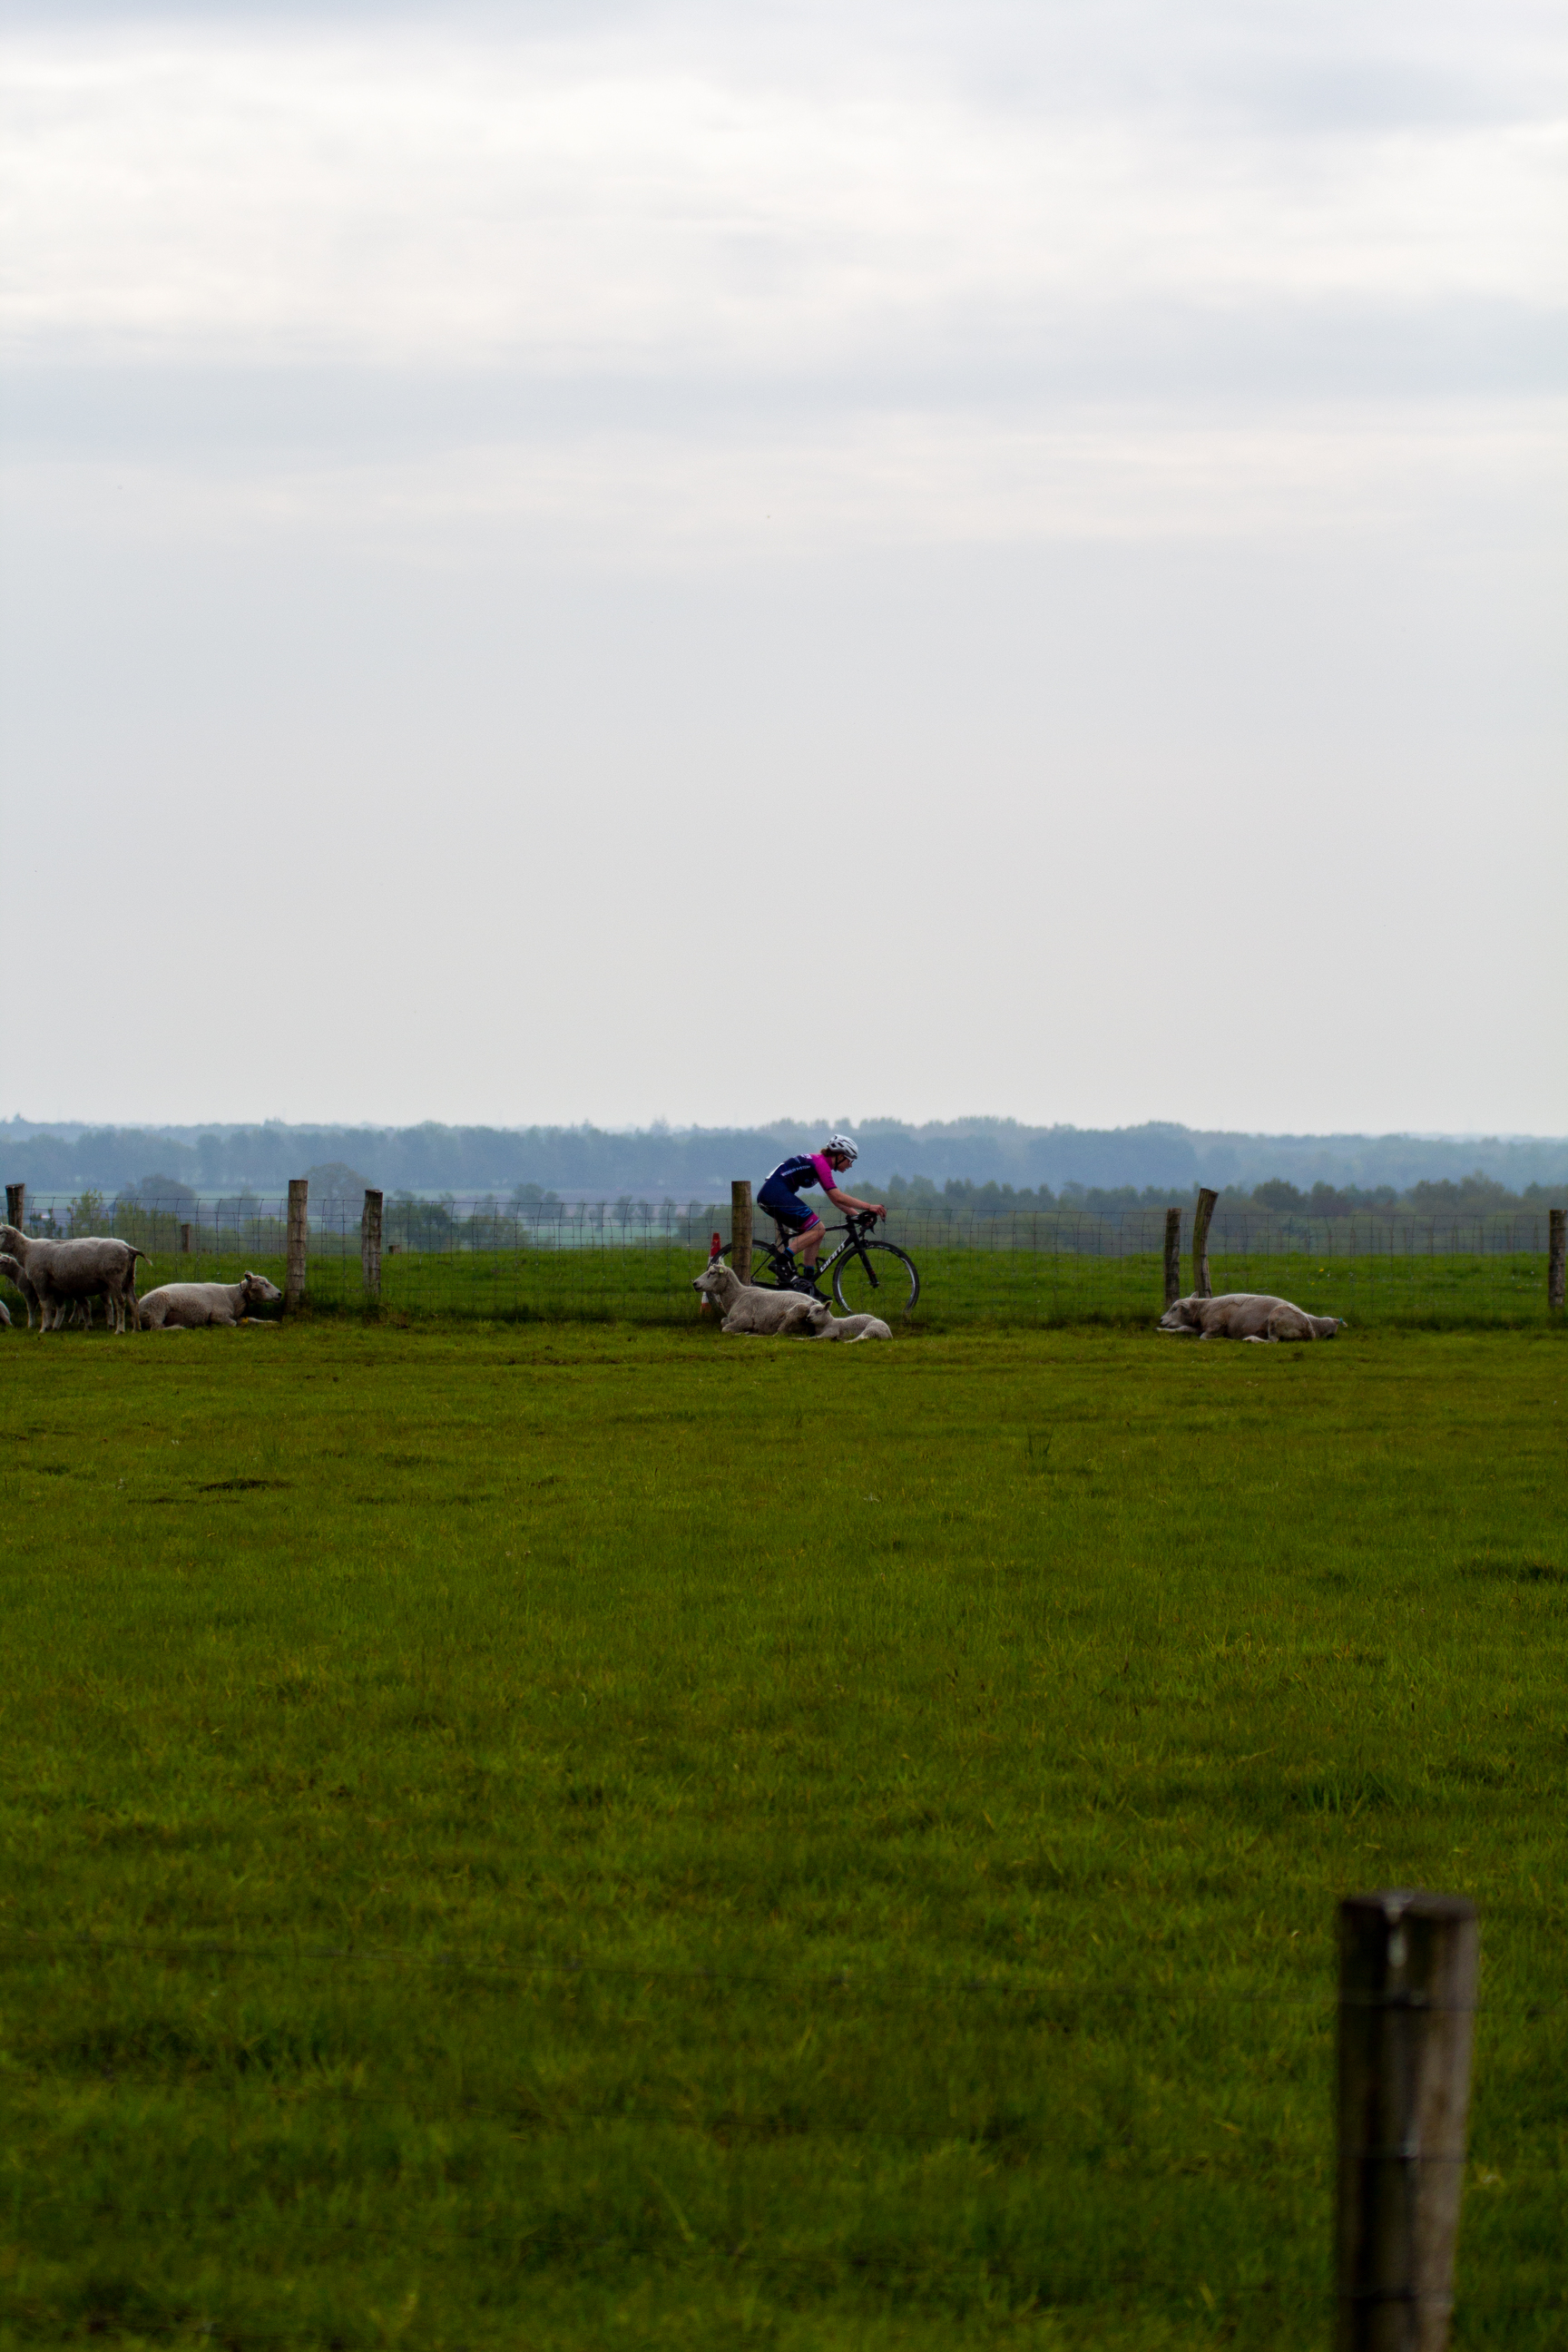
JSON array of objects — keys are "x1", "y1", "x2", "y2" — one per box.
[
  {"x1": 1, "y1": 18, "x2": 1562, "y2": 369},
  {"x1": 0, "y1": 0, "x2": 1562, "y2": 1132}
]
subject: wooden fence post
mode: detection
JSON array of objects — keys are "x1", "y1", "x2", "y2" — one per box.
[
  {"x1": 1163, "y1": 1206, "x2": 1181, "y2": 1308},
  {"x1": 730, "y1": 1180, "x2": 753, "y2": 1286},
  {"x1": 1191, "y1": 1188, "x2": 1219, "y2": 1298},
  {"x1": 284, "y1": 1179, "x2": 309, "y2": 1313},
  {"x1": 362, "y1": 1190, "x2": 384, "y2": 1305},
  {"x1": 5, "y1": 1182, "x2": 24, "y2": 1230},
  {"x1": 180, "y1": 1223, "x2": 191, "y2": 1255},
  {"x1": 1337, "y1": 1889, "x2": 1478, "y2": 2352},
  {"x1": 1549, "y1": 1208, "x2": 1566, "y2": 1312}
]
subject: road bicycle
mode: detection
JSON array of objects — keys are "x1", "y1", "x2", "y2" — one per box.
[{"x1": 747, "y1": 1208, "x2": 920, "y2": 1319}]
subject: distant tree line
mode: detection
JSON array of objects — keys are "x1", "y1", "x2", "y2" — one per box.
[
  {"x1": 884, "y1": 1171, "x2": 1562, "y2": 1221},
  {"x1": 4, "y1": 1116, "x2": 1564, "y2": 1200}
]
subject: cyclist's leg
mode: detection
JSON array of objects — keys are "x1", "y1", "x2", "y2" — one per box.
[
  {"x1": 791, "y1": 1211, "x2": 825, "y2": 1270},
  {"x1": 756, "y1": 1179, "x2": 815, "y2": 1269}
]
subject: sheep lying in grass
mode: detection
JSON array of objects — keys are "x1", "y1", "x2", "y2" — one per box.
[
  {"x1": 814, "y1": 1310, "x2": 892, "y2": 1343},
  {"x1": 137, "y1": 1272, "x2": 284, "y2": 1329},
  {"x1": 1159, "y1": 1293, "x2": 1344, "y2": 1342},
  {"x1": 692, "y1": 1259, "x2": 832, "y2": 1336},
  {"x1": 691, "y1": 1261, "x2": 890, "y2": 1341}
]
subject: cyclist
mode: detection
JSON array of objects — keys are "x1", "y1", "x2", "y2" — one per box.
[{"x1": 757, "y1": 1133, "x2": 886, "y2": 1291}]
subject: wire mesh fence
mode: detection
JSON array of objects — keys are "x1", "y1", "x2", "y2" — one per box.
[{"x1": 5, "y1": 1194, "x2": 1563, "y2": 1328}]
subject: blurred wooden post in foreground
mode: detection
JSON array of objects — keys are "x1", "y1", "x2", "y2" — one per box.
[
  {"x1": 1550, "y1": 1208, "x2": 1566, "y2": 1311},
  {"x1": 1337, "y1": 1889, "x2": 1477, "y2": 2352},
  {"x1": 1191, "y1": 1188, "x2": 1219, "y2": 1298},
  {"x1": 730, "y1": 1180, "x2": 753, "y2": 1286},
  {"x1": 284, "y1": 1179, "x2": 309, "y2": 1314},
  {"x1": 1162, "y1": 1206, "x2": 1181, "y2": 1308},
  {"x1": 5, "y1": 1183, "x2": 24, "y2": 1230},
  {"x1": 362, "y1": 1190, "x2": 384, "y2": 1305}
]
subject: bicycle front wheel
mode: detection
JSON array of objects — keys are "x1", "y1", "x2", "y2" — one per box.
[{"x1": 832, "y1": 1240, "x2": 919, "y2": 1320}]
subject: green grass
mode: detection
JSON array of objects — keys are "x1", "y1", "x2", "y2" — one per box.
[
  {"x1": 2, "y1": 1321, "x2": 1565, "y2": 2349},
  {"x1": 34, "y1": 1241, "x2": 1556, "y2": 1329}
]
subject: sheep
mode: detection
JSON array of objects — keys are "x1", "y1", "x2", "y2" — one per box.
[
  {"x1": 2, "y1": 1252, "x2": 98, "y2": 1332},
  {"x1": 1159, "y1": 1292, "x2": 1344, "y2": 1343},
  {"x1": 0, "y1": 1226, "x2": 149, "y2": 1334},
  {"x1": 0, "y1": 1250, "x2": 39, "y2": 1329},
  {"x1": 692, "y1": 1261, "x2": 890, "y2": 1340},
  {"x1": 812, "y1": 1311, "x2": 891, "y2": 1343},
  {"x1": 136, "y1": 1272, "x2": 283, "y2": 1329},
  {"x1": 692, "y1": 1259, "x2": 832, "y2": 1336}
]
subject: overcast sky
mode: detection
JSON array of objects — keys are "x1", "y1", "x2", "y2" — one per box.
[{"x1": 2, "y1": 0, "x2": 1563, "y2": 1133}]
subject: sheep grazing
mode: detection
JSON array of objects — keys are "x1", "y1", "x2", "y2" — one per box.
[
  {"x1": 136, "y1": 1272, "x2": 283, "y2": 1329},
  {"x1": 1159, "y1": 1292, "x2": 1344, "y2": 1343},
  {"x1": 691, "y1": 1260, "x2": 890, "y2": 1342},
  {"x1": 0, "y1": 1225, "x2": 148, "y2": 1335}
]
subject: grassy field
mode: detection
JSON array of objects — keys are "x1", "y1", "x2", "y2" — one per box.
[
  {"x1": 2, "y1": 1319, "x2": 1565, "y2": 2349},
  {"x1": 17, "y1": 1241, "x2": 1553, "y2": 1329}
]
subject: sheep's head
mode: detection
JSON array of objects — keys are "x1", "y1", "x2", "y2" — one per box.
[
  {"x1": 241, "y1": 1271, "x2": 283, "y2": 1309},
  {"x1": 1158, "y1": 1298, "x2": 1203, "y2": 1330},
  {"x1": 691, "y1": 1259, "x2": 729, "y2": 1298}
]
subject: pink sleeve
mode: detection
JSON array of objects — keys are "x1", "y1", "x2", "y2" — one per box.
[{"x1": 809, "y1": 1152, "x2": 837, "y2": 1192}]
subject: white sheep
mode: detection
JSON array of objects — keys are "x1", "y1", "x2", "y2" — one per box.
[
  {"x1": 1159, "y1": 1292, "x2": 1344, "y2": 1342},
  {"x1": 136, "y1": 1273, "x2": 283, "y2": 1329},
  {"x1": 812, "y1": 1310, "x2": 892, "y2": 1343},
  {"x1": 0, "y1": 1226, "x2": 148, "y2": 1334},
  {"x1": 692, "y1": 1260, "x2": 889, "y2": 1341}
]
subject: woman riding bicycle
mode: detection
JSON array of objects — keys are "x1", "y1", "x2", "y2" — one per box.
[{"x1": 758, "y1": 1133, "x2": 886, "y2": 1292}]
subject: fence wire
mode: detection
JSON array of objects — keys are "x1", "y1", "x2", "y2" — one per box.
[{"x1": 5, "y1": 1195, "x2": 1563, "y2": 1328}]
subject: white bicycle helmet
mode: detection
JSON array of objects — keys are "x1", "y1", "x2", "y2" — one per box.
[{"x1": 825, "y1": 1132, "x2": 858, "y2": 1164}]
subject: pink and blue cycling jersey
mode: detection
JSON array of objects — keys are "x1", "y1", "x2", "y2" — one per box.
[{"x1": 758, "y1": 1152, "x2": 839, "y2": 1227}]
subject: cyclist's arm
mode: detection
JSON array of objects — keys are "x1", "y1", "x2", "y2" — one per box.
[{"x1": 826, "y1": 1185, "x2": 886, "y2": 1219}]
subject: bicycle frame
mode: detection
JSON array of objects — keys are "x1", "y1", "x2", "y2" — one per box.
[{"x1": 754, "y1": 1210, "x2": 879, "y2": 1286}]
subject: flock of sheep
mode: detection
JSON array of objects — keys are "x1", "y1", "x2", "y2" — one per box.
[
  {"x1": 0, "y1": 1220, "x2": 1344, "y2": 1347},
  {"x1": 692, "y1": 1254, "x2": 1342, "y2": 1343},
  {"x1": 0, "y1": 1225, "x2": 280, "y2": 1333}
]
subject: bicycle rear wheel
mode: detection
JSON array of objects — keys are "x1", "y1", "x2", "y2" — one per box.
[{"x1": 832, "y1": 1240, "x2": 919, "y2": 1319}]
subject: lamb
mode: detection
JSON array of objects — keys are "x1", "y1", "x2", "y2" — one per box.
[
  {"x1": 136, "y1": 1272, "x2": 283, "y2": 1329},
  {"x1": 811, "y1": 1310, "x2": 892, "y2": 1343},
  {"x1": 0, "y1": 1226, "x2": 148, "y2": 1335},
  {"x1": 1159, "y1": 1292, "x2": 1344, "y2": 1343},
  {"x1": 692, "y1": 1260, "x2": 890, "y2": 1341}
]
